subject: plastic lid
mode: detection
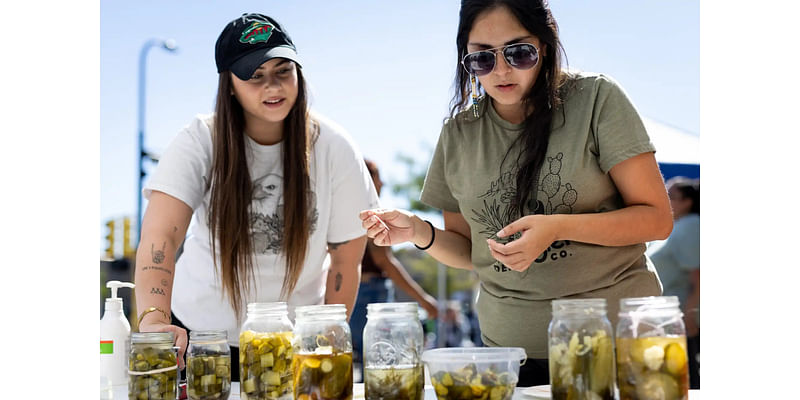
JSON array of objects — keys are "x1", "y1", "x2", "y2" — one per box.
[{"x1": 421, "y1": 347, "x2": 527, "y2": 364}]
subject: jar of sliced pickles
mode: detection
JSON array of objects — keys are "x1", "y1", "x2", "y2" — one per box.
[
  {"x1": 292, "y1": 304, "x2": 353, "y2": 400},
  {"x1": 548, "y1": 298, "x2": 615, "y2": 400},
  {"x1": 187, "y1": 330, "x2": 231, "y2": 400},
  {"x1": 363, "y1": 302, "x2": 424, "y2": 400},
  {"x1": 239, "y1": 302, "x2": 294, "y2": 400},
  {"x1": 128, "y1": 332, "x2": 179, "y2": 400},
  {"x1": 616, "y1": 296, "x2": 689, "y2": 400}
]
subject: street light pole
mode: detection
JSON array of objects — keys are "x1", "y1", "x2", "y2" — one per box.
[{"x1": 136, "y1": 38, "x2": 177, "y2": 245}]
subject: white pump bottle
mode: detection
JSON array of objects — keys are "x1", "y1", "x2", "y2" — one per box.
[{"x1": 100, "y1": 280, "x2": 135, "y2": 388}]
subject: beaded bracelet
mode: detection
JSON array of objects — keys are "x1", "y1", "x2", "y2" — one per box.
[{"x1": 415, "y1": 220, "x2": 435, "y2": 251}]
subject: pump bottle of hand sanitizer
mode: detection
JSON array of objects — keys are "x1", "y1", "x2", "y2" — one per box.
[{"x1": 100, "y1": 280, "x2": 135, "y2": 388}]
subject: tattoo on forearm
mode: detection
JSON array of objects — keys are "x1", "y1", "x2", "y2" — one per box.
[
  {"x1": 152, "y1": 242, "x2": 166, "y2": 264},
  {"x1": 161, "y1": 279, "x2": 169, "y2": 287},
  {"x1": 328, "y1": 240, "x2": 350, "y2": 251},
  {"x1": 141, "y1": 266, "x2": 172, "y2": 275},
  {"x1": 151, "y1": 287, "x2": 166, "y2": 296},
  {"x1": 335, "y1": 272, "x2": 343, "y2": 292},
  {"x1": 173, "y1": 226, "x2": 178, "y2": 233}
]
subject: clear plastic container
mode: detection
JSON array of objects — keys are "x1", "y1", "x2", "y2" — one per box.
[
  {"x1": 363, "y1": 302, "x2": 424, "y2": 400},
  {"x1": 292, "y1": 304, "x2": 353, "y2": 400},
  {"x1": 421, "y1": 347, "x2": 526, "y2": 400},
  {"x1": 239, "y1": 302, "x2": 294, "y2": 400},
  {"x1": 187, "y1": 330, "x2": 231, "y2": 400},
  {"x1": 548, "y1": 298, "x2": 615, "y2": 400},
  {"x1": 616, "y1": 296, "x2": 689, "y2": 400},
  {"x1": 128, "y1": 332, "x2": 179, "y2": 400}
]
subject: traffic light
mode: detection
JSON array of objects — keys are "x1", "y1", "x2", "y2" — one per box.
[
  {"x1": 123, "y1": 217, "x2": 135, "y2": 259},
  {"x1": 105, "y1": 220, "x2": 115, "y2": 259}
]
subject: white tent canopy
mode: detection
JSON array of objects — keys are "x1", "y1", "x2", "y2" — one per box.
[{"x1": 642, "y1": 117, "x2": 699, "y2": 165}]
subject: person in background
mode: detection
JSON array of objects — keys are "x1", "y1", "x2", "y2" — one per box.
[
  {"x1": 442, "y1": 300, "x2": 474, "y2": 348},
  {"x1": 134, "y1": 13, "x2": 378, "y2": 381},
  {"x1": 360, "y1": 0, "x2": 672, "y2": 386},
  {"x1": 648, "y1": 176, "x2": 700, "y2": 388},
  {"x1": 350, "y1": 159, "x2": 439, "y2": 381}
]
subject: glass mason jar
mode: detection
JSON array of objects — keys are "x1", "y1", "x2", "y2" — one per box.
[
  {"x1": 128, "y1": 332, "x2": 179, "y2": 400},
  {"x1": 239, "y1": 302, "x2": 294, "y2": 400},
  {"x1": 363, "y1": 302, "x2": 424, "y2": 400},
  {"x1": 187, "y1": 330, "x2": 232, "y2": 400},
  {"x1": 548, "y1": 298, "x2": 615, "y2": 400},
  {"x1": 292, "y1": 304, "x2": 353, "y2": 400},
  {"x1": 616, "y1": 296, "x2": 689, "y2": 400}
]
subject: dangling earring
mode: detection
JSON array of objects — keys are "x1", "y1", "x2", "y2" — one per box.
[{"x1": 470, "y1": 74, "x2": 480, "y2": 118}]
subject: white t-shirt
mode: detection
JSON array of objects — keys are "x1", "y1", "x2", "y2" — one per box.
[{"x1": 143, "y1": 112, "x2": 379, "y2": 347}]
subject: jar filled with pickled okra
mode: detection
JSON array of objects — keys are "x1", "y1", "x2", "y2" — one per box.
[
  {"x1": 292, "y1": 304, "x2": 353, "y2": 400},
  {"x1": 239, "y1": 302, "x2": 294, "y2": 400},
  {"x1": 128, "y1": 332, "x2": 179, "y2": 400},
  {"x1": 363, "y1": 302, "x2": 424, "y2": 400},
  {"x1": 548, "y1": 298, "x2": 615, "y2": 400},
  {"x1": 187, "y1": 330, "x2": 231, "y2": 400},
  {"x1": 616, "y1": 296, "x2": 689, "y2": 400}
]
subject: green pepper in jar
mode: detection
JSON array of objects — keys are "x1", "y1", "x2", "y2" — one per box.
[
  {"x1": 187, "y1": 353, "x2": 231, "y2": 400},
  {"x1": 239, "y1": 330, "x2": 294, "y2": 399},
  {"x1": 128, "y1": 346, "x2": 178, "y2": 400},
  {"x1": 616, "y1": 336, "x2": 689, "y2": 400},
  {"x1": 364, "y1": 363, "x2": 424, "y2": 400},
  {"x1": 429, "y1": 365, "x2": 516, "y2": 400},
  {"x1": 549, "y1": 330, "x2": 614, "y2": 400}
]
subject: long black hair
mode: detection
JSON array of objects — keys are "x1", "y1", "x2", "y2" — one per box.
[
  {"x1": 208, "y1": 63, "x2": 315, "y2": 320},
  {"x1": 451, "y1": 0, "x2": 567, "y2": 217}
]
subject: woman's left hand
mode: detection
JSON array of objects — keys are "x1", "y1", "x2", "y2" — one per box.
[{"x1": 486, "y1": 214, "x2": 558, "y2": 272}]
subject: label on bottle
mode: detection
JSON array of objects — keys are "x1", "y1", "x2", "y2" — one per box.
[{"x1": 100, "y1": 340, "x2": 114, "y2": 354}]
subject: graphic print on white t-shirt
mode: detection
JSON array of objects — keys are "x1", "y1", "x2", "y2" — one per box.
[{"x1": 249, "y1": 172, "x2": 319, "y2": 254}]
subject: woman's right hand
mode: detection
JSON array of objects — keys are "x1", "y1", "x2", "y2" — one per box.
[
  {"x1": 359, "y1": 208, "x2": 416, "y2": 246},
  {"x1": 138, "y1": 320, "x2": 188, "y2": 370}
]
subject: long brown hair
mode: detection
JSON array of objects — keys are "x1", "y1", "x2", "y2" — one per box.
[
  {"x1": 452, "y1": 0, "x2": 567, "y2": 217},
  {"x1": 207, "y1": 64, "x2": 314, "y2": 320}
]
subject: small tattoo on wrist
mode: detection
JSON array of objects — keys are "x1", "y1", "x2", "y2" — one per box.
[{"x1": 151, "y1": 287, "x2": 166, "y2": 296}]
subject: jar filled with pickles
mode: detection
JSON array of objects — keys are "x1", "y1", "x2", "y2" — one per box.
[
  {"x1": 363, "y1": 302, "x2": 424, "y2": 400},
  {"x1": 548, "y1": 298, "x2": 615, "y2": 400},
  {"x1": 292, "y1": 304, "x2": 353, "y2": 400},
  {"x1": 239, "y1": 302, "x2": 294, "y2": 400},
  {"x1": 187, "y1": 330, "x2": 231, "y2": 400},
  {"x1": 128, "y1": 332, "x2": 179, "y2": 400},
  {"x1": 616, "y1": 296, "x2": 689, "y2": 400}
]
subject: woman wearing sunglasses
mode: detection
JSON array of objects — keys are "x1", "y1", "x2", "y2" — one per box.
[
  {"x1": 360, "y1": 0, "x2": 672, "y2": 386},
  {"x1": 135, "y1": 13, "x2": 378, "y2": 380}
]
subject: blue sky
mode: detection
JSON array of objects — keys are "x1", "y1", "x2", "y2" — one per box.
[{"x1": 100, "y1": 0, "x2": 699, "y2": 252}]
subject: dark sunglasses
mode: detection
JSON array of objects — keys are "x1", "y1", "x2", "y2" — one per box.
[{"x1": 461, "y1": 43, "x2": 540, "y2": 76}]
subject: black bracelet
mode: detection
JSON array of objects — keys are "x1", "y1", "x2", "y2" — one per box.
[{"x1": 415, "y1": 220, "x2": 435, "y2": 250}]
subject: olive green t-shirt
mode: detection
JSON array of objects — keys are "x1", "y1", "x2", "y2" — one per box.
[{"x1": 420, "y1": 72, "x2": 662, "y2": 358}]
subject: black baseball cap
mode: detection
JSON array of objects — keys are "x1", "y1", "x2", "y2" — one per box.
[{"x1": 215, "y1": 13, "x2": 301, "y2": 80}]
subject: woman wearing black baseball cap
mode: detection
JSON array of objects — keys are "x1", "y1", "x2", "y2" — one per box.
[{"x1": 133, "y1": 13, "x2": 378, "y2": 383}]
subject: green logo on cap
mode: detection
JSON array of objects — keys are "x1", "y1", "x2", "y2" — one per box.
[{"x1": 240, "y1": 22, "x2": 274, "y2": 44}]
